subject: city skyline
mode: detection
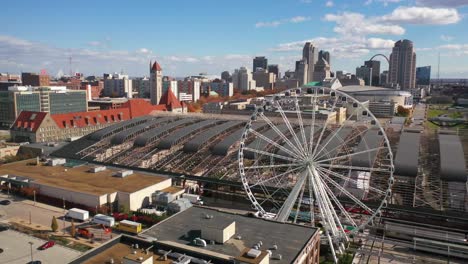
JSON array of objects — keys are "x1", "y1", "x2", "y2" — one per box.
[{"x1": 1, "y1": 0, "x2": 468, "y2": 78}]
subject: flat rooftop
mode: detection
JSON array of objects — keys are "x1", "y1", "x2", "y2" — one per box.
[
  {"x1": 0, "y1": 159, "x2": 169, "y2": 195},
  {"x1": 142, "y1": 206, "x2": 318, "y2": 263}
]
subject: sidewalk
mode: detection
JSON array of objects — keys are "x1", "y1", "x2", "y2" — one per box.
[{"x1": 22, "y1": 199, "x2": 67, "y2": 214}]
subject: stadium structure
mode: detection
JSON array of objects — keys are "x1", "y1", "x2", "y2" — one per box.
[{"x1": 53, "y1": 87, "x2": 467, "y2": 220}]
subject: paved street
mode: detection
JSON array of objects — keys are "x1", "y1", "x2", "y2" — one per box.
[{"x1": 0, "y1": 230, "x2": 81, "y2": 264}]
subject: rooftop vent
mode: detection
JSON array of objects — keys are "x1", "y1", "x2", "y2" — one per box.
[
  {"x1": 89, "y1": 166, "x2": 106, "y2": 173},
  {"x1": 246, "y1": 248, "x2": 262, "y2": 258},
  {"x1": 114, "y1": 170, "x2": 133, "y2": 178},
  {"x1": 47, "y1": 158, "x2": 66, "y2": 167}
]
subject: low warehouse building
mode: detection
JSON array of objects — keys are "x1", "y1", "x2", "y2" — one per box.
[{"x1": 0, "y1": 159, "x2": 172, "y2": 211}]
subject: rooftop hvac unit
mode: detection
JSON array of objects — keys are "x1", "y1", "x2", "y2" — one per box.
[
  {"x1": 247, "y1": 248, "x2": 262, "y2": 258},
  {"x1": 114, "y1": 170, "x2": 133, "y2": 178},
  {"x1": 89, "y1": 166, "x2": 106, "y2": 173},
  {"x1": 47, "y1": 158, "x2": 66, "y2": 166}
]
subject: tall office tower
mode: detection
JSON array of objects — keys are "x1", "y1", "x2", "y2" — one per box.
[
  {"x1": 313, "y1": 58, "x2": 331, "y2": 82},
  {"x1": 416, "y1": 66, "x2": 431, "y2": 85},
  {"x1": 232, "y1": 67, "x2": 256, "y2": 91},
  {"x1": 380, "y1": 71, "x2": 389, "y2": 86},
  {"x1": 318, "y1": 50, "x2": 330, "y2": 65},
  {"x1": 221, "y1": 71, "x2": 231, "y2": 82},
  {"x1": 364, "y1": 60, "x2": 381, "y2": 86},
  {"x1": 253, "y1": 68, "x2": 276, "y2": 90},
  {"x1": 302, "y1": 42, "x2": 316, "y2": 83},
  {"x1": 295, "y1": 59, "x2": 308, "y2": 86},
  {"x1": 103, "y1": 73, "x2": 133, "y2": 98},
  {"x1": 389, "y1": 39, "x2": 416, "y2": 89},
  {"x1": 267, "y1": 64, "x2": 279, "y2": 78},
  {"x1": 253, "y1": 56, "x2": 268, "y2": 72},
  {"x1": 150, "y1": 60, "x2": 163, "y2": 105},
  {"x1": 356, "y1": 66, "x2": 372, "y2": 86}
]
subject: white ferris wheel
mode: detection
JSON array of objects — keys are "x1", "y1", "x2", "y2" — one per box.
[{"x1": 238, "y1": 86, "x2": 394, "y2": 262}]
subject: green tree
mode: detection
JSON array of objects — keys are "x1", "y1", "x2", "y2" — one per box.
[
  {"x1": 51, "y1": 216, "x2": 58, "y2": 232},
  {"x1": 70, "y1": 219, "x2": 76, "y2": 237}
]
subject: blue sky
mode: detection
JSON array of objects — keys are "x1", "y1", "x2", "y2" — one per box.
[{"x1": 1, "y1": 0, "x2": 468, "y2": 78}]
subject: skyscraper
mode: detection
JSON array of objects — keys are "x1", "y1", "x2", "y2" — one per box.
[
  {"x1": 232, "y1": 67, "x2": 256, "y2": 91},
  {"x1": 253, "y1": 56, "x2": 268, "y2": 72},
  {"x1": 267, "y1": 64, "x2": 279, "y2": 78},
  {"x1": 295, "y1": 59, "x2": 308, "y2": 86},
  {"x1": 150, "y1": 60, "x2": 163, "y2": 105},
  {"x1": 389, "y1": 39, "x2": 416, "y2": 89},
  {"x1": 356, "y1": 66, "x2": 372, "y2": 86},
  {"x1": 416, "y1": 66, "x2": 431, "y2": 85},
  {"x1": 313, "y1": 58, "x2": 331, "y2": 82},
  {"x1": 318, "y1": 50, "x2": 330, "y2": 65},
  {"x1": 302, "y1": 42, "x2": 316, "y2": 83},
  {"x1": 221, "y1": 71, "x2": 231, "y2": 82},
  {"x1": 364, "y1": 60, "x2": 381, "y2": 86}
]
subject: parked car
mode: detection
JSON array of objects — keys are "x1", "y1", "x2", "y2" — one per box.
[
  {"x1": 0, "y1": 224, "x2": 9, "y2": 231},
  {"x1": 39, "y1": 241, "x2": 55, "y2": 250},
  {"x1": 0, "y1": 200, "x2": 11, "y2": 205}
]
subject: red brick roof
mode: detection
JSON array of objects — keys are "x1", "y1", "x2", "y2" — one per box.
[
  {"x1": 121, "y1": 98, "x2": 167, "y2": 116},
  {"x1": 52, "y1": 108, "x2": 131, "y2": 129},
  {"x1": 151, "y1": 61, "x2": 162, "y2": 72},
  {"x1": 159, "y1": 88, "x2": 182, "y2": 110},
  {"x1": 12, "y1": 111, "x2": 48, "y2": 132}
]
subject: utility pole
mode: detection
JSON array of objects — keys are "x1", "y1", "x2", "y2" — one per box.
[
  {"x1": 29, "y1": 241, "x2": 34, "y2": 262},
  {"x1": 33, "y1": 190, "x2": 36, "y2": 206}
]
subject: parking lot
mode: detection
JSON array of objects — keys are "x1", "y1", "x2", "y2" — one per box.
[
  {"x1": 0, "y1": 230, "x2": 81, "y2": 264},
  {"x1": 0, "y1": 192, "x2": 71, "y2": 233}
]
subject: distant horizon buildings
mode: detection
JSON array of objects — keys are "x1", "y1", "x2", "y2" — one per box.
[
  {"x1": 389, "y1": 39, "x2": 416, "y2": 89},
  {"x1": 416, "y1": 66, "x2": 431, "y2": 85}
]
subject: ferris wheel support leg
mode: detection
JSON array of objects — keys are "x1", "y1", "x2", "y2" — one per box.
[{"x1": 276, "y1": 170, "x2": 308, "y2": 222}]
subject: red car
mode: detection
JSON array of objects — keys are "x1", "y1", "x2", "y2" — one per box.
[{"x1": 39, "y1": 241, "x2": 55, "y2": 250}]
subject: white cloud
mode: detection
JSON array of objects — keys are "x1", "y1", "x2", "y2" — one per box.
[
  {"x1": 166, "y1": 56, "x2": 199, "y2": 63},
  {"x1": 324, "y1": 12, "x2": 405, "y2": 36},
  {"x1": 440, "y1": 35, "x2": 454, "y2": 42},
  {"x1": 416, "y1": 0, "x2": 468, "y2": 7},
  {"x1": 380, "y1": 6, "x2": 461, "y2": 25},
  {"x1": 255, "y1": 16, "x2": 311, "y2": 28},
  {"x1": 271, "y1": 36, "x2": 395, "y2": 59},
  {"x1": 365, "y1": 0, "x2": 403, "y2": 6},
  {"x1": 137, "y1": 48, "x2": 151, "y2": 54},
  {"x1": 325, "y1": 1, "x2": 334, "y2": 7},
  {"x1": 87, "y1": 41, "x2": 102, "y2": 47}
]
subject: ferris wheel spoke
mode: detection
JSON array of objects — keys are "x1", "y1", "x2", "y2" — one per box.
[
  {"x1": 245, "y1": 163, "x2": 302, "y2": 170},
  {"x1": 316, "y1": 170, "x2": 358, "y2": 229},
  {"x1": 316, "y1": 166, "x2": 386, "y2": 195},
  {"x1": 248, "y1": 128, "x2": 303, "y2": 160},
  {"x1": 275, "y1": 101, "x2": 308, "y2": 155},
  {"x1": 314, "y1": 127, "x2": 368, "y2": 162},
  {"x1": 313, "y1": 108, "x2": 358, "y2": 160},
  {"x1": 311, "y1": 93, "x2": 339, "y2": 158},
  {"x1": 243, "y1": 147, "x2": 299, "y2": 163},
  {"x1": 276, "y1": 169, "x2": 308, "y2": 222},
  {"x1": 316, "y1": 146, "x2": 385, "y2": 164},
  {"x1": 307, "y1": 167, "x2": 340, "y2": 236},
  {"x1": 294, "y1": 97, "x2": 310, "y2": 154},
  {"x1": 318, "y1": 170, "x2": 376, "y2": 215},
  {"x1": 293, "y1": 178, "x2": 306, "y2": 224},
  {"x1": 314, "y1": 170, "x2": 348, "y2": 238},
  {"x1": 259, "y1": 113, "x2": 305, "y2": 158},
  {"x1": 318, "y1": 163, "x2": 391, "y2": 173},
  {"x1": 249, "y1": 165, "x2": 303, "y2": 189},
  {"x1": 309, "y1": 88, "x2": 318, "y2": 158}
]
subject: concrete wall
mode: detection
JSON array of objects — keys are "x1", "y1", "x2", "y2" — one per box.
[
  {"x1": 30, "y1": 182, "x2": 104, "y2": 208},
  {"x1": 119, "y1": 178, "x2": 172, "y2": 211}
]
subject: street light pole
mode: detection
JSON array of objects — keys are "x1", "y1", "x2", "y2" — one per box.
[
  {"x1": 28, "y1": 241, "x2": 34, "y2": 262},
  {"x1": 33, "y1": 190, "x2": 36, "y2": 206}
]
